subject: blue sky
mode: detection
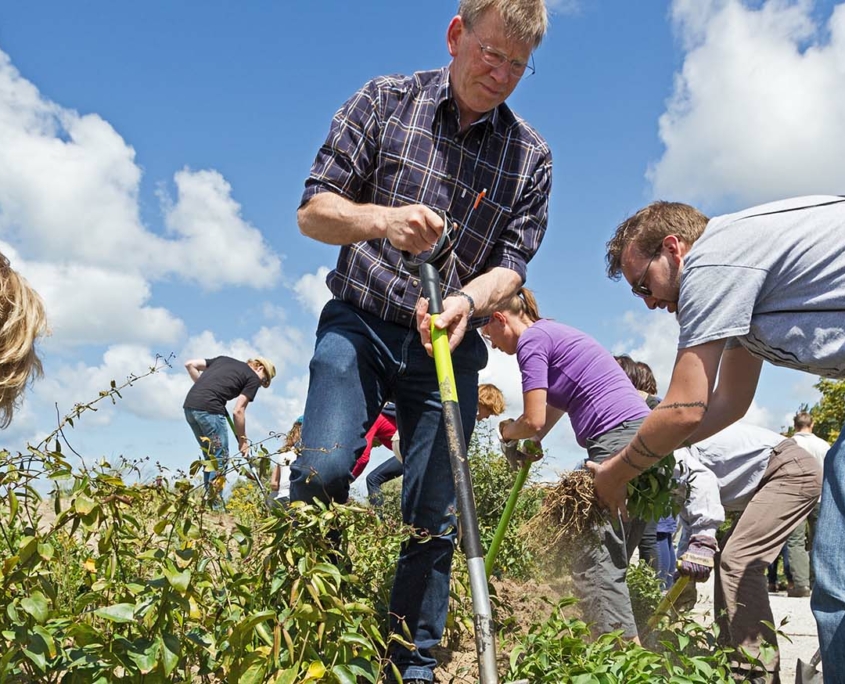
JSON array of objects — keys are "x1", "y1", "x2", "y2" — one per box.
[{"x1": 2, "y1": 0, "x2": 845, "y2": 492}]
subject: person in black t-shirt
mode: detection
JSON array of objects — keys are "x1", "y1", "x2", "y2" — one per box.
[{"x1": 183, "y1": 355, "x2": 276, "y2": 496}]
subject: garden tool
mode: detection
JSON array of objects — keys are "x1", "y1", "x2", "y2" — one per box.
[
  {"x1": 645, "y1": 574, "x2": 690, "y2": 633},
  {"x1": 795, "y1": 649, "x2": 822, "y2": 684},
  {"x1": 485, "y1": 459, "x2": 531, "y2": 579},
  {"x1": 484, "y1": 440, "x2": 542, "y2": 579},
  {"x1": 225, "y1": 411, "x2": 271, "y2": 505},
  {"x1": 403, "y1": 211, "x2": 525, "y2": 684}
]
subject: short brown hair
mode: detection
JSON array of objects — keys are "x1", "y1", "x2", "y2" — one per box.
[
  {"x1": 794, "y1": 411, "x2": 814, "y2": 431},
  {"x1": 605, "y1": 201, "x2": 710, "y2": 280},
  {"x1": 478, "y1": 383, "x2": 505, "y2": 416},
  {"x1": 459, "y1": 0, "x2": 548, "y2": 48},
  {"x1": 0, "y1": 255, "x2": 48, "y2": 428},
  {"x1": 614, "y1": 355, "x2": 658, "y2": 395}
]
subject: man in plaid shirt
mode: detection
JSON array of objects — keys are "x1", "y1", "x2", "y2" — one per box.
[{"x1": 291, "y1": 1, "x2": 552, "y2": 680}]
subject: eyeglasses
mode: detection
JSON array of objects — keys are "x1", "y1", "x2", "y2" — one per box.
[
  {"x1": 631, "y1": 247, "x2": 662, "y2": 299},
  {"x1": 471, "y1": 28, "x2": 535, "y2": 78}
]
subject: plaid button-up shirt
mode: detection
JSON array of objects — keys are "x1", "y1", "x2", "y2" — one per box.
[{"x1": 301, "y1": 67, "x2": 552, "y2": 328}]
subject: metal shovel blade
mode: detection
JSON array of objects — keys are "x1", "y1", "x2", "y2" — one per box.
[{"x1": 795, "y1": 649, "x2": 822, "y2": 684}]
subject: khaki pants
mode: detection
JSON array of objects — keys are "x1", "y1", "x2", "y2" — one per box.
[{"x1": 715, "y1": 439, "x2": 822, "y2": 676}]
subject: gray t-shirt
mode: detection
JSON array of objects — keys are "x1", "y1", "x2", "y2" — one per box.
[{"x1": 677, "y1": 195, "x2": 845, "y2": 377}]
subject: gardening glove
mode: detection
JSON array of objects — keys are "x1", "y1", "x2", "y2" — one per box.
[
  {"x1": 498, "y1": 419, "x2": 520, "y2": 470},
  {"x1": 677, "y1": 534, "x2": 719, "y2": 582}
]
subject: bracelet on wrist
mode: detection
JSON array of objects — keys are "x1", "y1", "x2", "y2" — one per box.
[{"x1": 451, "y1": 290, "x2": 475, "y2": 318}]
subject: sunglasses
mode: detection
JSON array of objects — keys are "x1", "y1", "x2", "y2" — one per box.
[{"x1": 631, "y1": 247, "x2": 662, "y2": 299}]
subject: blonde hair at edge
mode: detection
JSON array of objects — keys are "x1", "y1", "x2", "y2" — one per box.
[
  {"x1": 458, "y1": 0, "x2": 548, "y2": 48},
  {"x1": 496, "y1": 287, "x2": 541, "y2": 323},
  {"x1": 0, "y1": 254, "x2": 48, "y2": 428}
]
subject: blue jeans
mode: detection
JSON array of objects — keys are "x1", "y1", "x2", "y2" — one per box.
[
  {"x1": 655, "y1": 532, "x2": 676, "y2": 590},
  {"x1": 290, "y1": 300, "x2": 487, "y2": 682},
  {"x1": 184, "y1": 408, "x2": 229, "y2": 491},
  {"x1": 812, "y1": 423, "x2": 845, "y2": 682},
  {"x1": 366, "y1": 456, "x2": 404, "y2": 509}
]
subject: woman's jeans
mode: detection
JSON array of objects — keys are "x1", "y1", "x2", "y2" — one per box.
[
  {"x1": 366, "y1": 456, "x2": 404, "y2": 509},
  {"x1": 290, "y1": 300, "x2": 487, "y2": 682},
  {"x1": 812, "y1": 422, "x2": 845, "y2": 683},
  {"x1": 184, "y1": 408, "x2": 228, "y2": 492}
]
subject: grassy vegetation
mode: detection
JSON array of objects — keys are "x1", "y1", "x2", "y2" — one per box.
[{"x1": 0, "y1": 371, "x2": 749, "y2": 682}]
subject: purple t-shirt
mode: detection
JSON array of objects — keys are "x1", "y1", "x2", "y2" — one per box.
[{"x1": 516, "y1": 319, "x2": 650, "y2": 447}]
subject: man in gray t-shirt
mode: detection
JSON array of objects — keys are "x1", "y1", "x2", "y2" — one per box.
[{"x1": 596, "y1": 195, "x2": 845, "y2": 679}]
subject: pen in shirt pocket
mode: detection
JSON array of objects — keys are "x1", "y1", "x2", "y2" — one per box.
[{"x1": 472, "y1": 188, "x2": 488, "y2": 210}]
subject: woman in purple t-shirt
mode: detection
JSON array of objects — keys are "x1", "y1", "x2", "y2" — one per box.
[
  {"x1": 483, "y1": 288, "x2": 649, "y2": 452},
  {"x1": 482, "y1": 287, "x2": 652, "y2": 641}
]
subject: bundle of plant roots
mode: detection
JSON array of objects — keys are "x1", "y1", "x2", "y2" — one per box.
[{"x1": 523, "y1": 469, "x2": 606, "y2": 559}]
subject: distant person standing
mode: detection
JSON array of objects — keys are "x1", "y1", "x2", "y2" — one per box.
[
  {"x1": 791, "y1": 410, "x2": 832, "y2": 589},
  {"x1": 792, "y1": 411, "x2": 831, "y2": 466},
  {"x1": 0, "y1": 252, "x2": 48, "y2": 427},
  {"x1": 269, "y1": 416, "x2": 303, "y2": 506},
  {"x1": 183, "y1": 356, "x2": 275, "y2": 498}
]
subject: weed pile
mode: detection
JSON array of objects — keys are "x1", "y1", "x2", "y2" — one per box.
[{"x1": 523, "y1": 469, "x2": 605, "y2": 558}]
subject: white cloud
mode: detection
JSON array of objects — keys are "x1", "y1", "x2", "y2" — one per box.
[
  {"x1": 546, "y1": 0, "x2": 584, "y2": 15},
  {"x1": 479, "y1": 347, "x2": 523, "y2": 414},
  {"x1": 25, "y1": 258, "x2": 185, "y2": 348},
  {"x1": 293, "y1": 267, "x2": 332, "y2": 317},
  {"x1": 613, "y1": 311, "x2": 681, "y2": 396},
  {"x1": 0, "y1": 48, "x2": 282, "y2": 290},
  {"x1": 35, "y1": 345, "x2": 189, "y2": 425},
  {"x1": 0, "y1": 46, "x2": 288, "y2": 359},
  {"x1": 158, "y1": 169, "x2": 282, "y2": 290},
  {"x1": 650, "y1": 0, "x2": 845, "y2": 208}
]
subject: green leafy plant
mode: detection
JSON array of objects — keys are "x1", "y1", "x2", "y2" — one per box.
[
  {"x1": 506, "y1": 597, "x2": 737, "y2": 683},
  {"x1": 625, "y1": 560, "x2": 664, "y2": 636}
]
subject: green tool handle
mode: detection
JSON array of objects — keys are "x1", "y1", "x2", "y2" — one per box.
[
  {"x1": 485, "y1": 461, "x2": 531, "y2": 578},
  {"x1": 225, "y1": 412, "x2": 237, "y2": 437},
  {"x1": 646, "y1": 574, "x2": 690, "y2": 632}
]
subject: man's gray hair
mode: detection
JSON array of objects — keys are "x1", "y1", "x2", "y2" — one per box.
[{"x1": 459, "y1": 0, "x2": 548, "y2": 48}]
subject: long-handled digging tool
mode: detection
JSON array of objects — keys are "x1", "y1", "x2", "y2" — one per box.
[
  {"x1": 485, "y1": 461, "x2": 531, "y2": 579},
  {"x1": 645, "y1": 574, "x2": 690, "y2": 634},
  {"x1": 403, "y1": 212, "x2": 527, "y2": 684},
  {"x1": 225, "y1": 411, "x2": 271, "y2": 507}
]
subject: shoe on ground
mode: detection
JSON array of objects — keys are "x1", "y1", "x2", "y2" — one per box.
[
  {"x1": 788, "y1": 585, "x2": 812, "y2": 598},
  {"x1": 768, "y1": 581, "x2": 777, "y2": 593}
]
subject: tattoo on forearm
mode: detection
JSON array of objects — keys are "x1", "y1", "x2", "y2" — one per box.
[
  {"x1": 633, "y1": 435, "x2": 665, "y2": 461},
  {"x1": 622, "y1": 452, "x2": 647, "y2": 472},
  {"x1": 655, "y1": 401, "x2": 708, "y2": 411}
]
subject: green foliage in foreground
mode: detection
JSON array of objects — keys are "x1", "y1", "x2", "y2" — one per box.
[
  {"x1": 507, "y1": 597, "x2": 736, "y2": 684},
  {"x1": 0, "y1": 369, "x2": 748, "y2": 682}
]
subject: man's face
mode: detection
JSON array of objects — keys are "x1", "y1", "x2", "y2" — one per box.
[
  {"x1": 477, "y1": 405, "x2": 493, "y2": 421},
  {"x1": 446, "y1": 10, "x2": 534, "y2": 126},
  {"x1": 620, "y1": 242, "x2": 683, "y2": 314}
]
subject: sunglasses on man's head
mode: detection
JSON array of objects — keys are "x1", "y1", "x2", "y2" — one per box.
[{"x1": 630, "y1": 247, "x2": 662, "y2": 299}]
